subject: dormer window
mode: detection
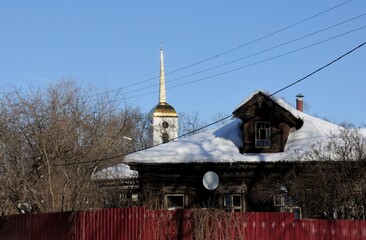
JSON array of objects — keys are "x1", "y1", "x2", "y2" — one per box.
[{"x1": 255, "y1": 121, "x2": 271, "y2": 148}]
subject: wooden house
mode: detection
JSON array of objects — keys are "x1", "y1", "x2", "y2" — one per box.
[
  {"x1": 120, "y1": 90, "x2": 348, "y2": 213},
  {"x1": 97, "y1": 50, "x2": 366, "y2": 218}
]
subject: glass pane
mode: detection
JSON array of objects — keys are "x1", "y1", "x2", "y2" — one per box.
[
  {"x1": 167, "y1": 196, "x2": 184, "y2": 208},
  {"x1": 259, "y1": 129, "x2": 267, "y2": 139},
  {"x1": 293, "y1": 208, "x2": 301, "y2": 219},
  {"x1": 224, "y1": 196, "x2": 232, "y2": 207},
  {"x1": 233, "y1": 196, "x2": 241, "y2": 207}
]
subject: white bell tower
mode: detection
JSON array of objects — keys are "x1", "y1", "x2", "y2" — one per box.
[{"x1": 149, "y1": 49, "x2": 178, "y2": 146}]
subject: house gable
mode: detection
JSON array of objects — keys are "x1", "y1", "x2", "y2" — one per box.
[{"x1": 233, "y1": 91, "x2": 303, "y2": 153}]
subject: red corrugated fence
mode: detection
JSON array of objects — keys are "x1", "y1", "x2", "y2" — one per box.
[{"x1": 0, "y1": 208, "x2": 365, "y2": 240}]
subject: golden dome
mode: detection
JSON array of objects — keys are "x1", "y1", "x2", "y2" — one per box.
[{"x1": 150, "y1": 102, "x2": 178, "y2": 118}]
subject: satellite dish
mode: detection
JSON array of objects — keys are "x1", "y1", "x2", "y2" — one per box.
[{"x1": 202, "y1": 171, "x2": 219, "y2": 190}]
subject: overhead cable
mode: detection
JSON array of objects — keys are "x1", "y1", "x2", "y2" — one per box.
[
  {"x1": 91, "y1": 0, "x2": 352, "y2": 98},
  {"x1": 56, "y1": 39, "x2": 366, "y2": 166}
]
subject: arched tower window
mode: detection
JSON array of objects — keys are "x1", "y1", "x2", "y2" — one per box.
[{"x1": 162, "y1": 133, "x2": 170, "y2": 143}]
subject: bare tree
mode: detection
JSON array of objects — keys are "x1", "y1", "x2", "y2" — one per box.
[
  {"x1": 179, "y1": 111, "x2": 233, "y2": 138},
  {"x1": 251, "y1": 125, "x2": 366, "y2": 219},
  {"x1": 178, "y1": 111, "x2": 207, "y2": 137},
  {"x1": 210, "y1": 111, "x2": 231, "y2": 127},
  {"x1": 296, "y1": 125, "x2": 366, "y2": 219},
  {"x1": 0, "y1": 80, "x2": 145, "y2": 214}
]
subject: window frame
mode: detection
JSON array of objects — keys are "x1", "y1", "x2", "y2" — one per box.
[
  {"x1": 164, "y1": 194, "x2": 185, "y2": 210},
  {"x1": 223, "y1": 194, "x2": 242, "y2": 212},
  {"x1": 255, "y1": 121, "x2": 271, "y2": 148}
]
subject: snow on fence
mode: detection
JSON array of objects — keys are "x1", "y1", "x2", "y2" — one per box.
[{"x1": 0, "y1": 208, "x2": 365, "y2": 240}]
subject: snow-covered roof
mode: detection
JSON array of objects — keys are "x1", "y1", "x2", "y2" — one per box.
[
  {"x1": 123, "y1": 111, "x2": 343, "y2": 164},
  {"x1": 92, "y1": 164, "x2": 138, "y2": 180},
  {"x1": 233, "y1": 90, "x2": 302, "y2": 119},
  {"x1": 123, "y1": 91, "x2": 352, "y2": 164},
  {"x1": 100, "y1": 91, "x2": 365, "y2": 179}
]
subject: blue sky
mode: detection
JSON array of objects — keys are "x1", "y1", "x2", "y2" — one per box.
[{"x1": 1, "y1": 1, "x2": 365, "y2": 126}]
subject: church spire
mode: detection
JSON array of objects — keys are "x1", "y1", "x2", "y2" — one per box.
[
  {"x1": 159, "y1": 49, "x2": 166, "y2": 104},
  {"x1": 149, "y1": 48, "x2": 178, "y2": 146}
]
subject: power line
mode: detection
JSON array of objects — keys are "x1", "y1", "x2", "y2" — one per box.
[
  {"x1": 56, "y1": 39, "x2": 366, "y2": 166},
  {"x1": 119, "y1": 25, "x2": 366, "y2": 101},
  {"x1": 90, "y1": 0, "x2": 352, "y2": 98},
  {"x1": 270, "y1": 40, "x2": 366, "y2": 96},
  {"x1": 165, "y1": 0, "x2": 353, "y2": 75},
  {"x1": 173, "y1": 40, "x2": 366, "y2": 138},
  {"x1": 114, "y1": 14, "x2": 366, "y2": 99}
]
